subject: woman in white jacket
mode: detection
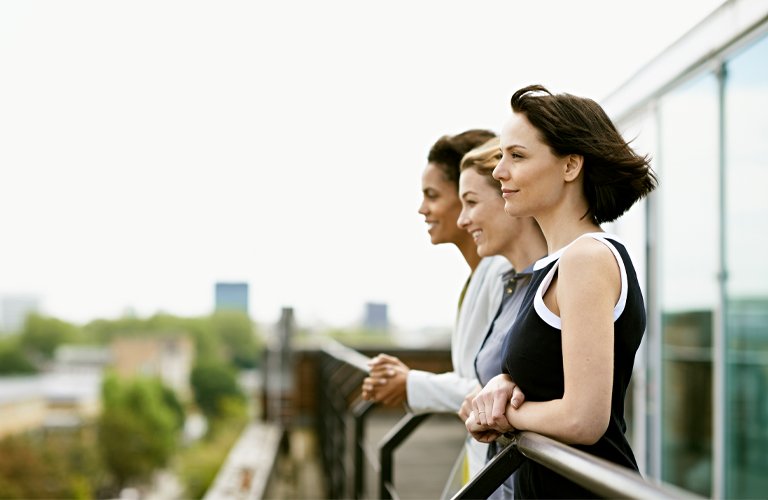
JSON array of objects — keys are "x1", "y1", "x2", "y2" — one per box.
[{"x1": 361, "y1": 128, "x2": 510, "y2": 481}]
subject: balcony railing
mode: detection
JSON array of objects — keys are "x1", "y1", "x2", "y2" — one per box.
[{"x1": 259, "y1": 309, "x2": 706, "y2": 499}]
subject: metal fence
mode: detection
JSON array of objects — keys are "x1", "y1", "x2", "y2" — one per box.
[{"x1": 311, "y1": 339, "x2": 706, "y2": 500}]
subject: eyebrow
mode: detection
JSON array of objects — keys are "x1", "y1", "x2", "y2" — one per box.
[
  {"x1": 504, "y1": 144, "x2": 528, "y2": 151},
  {"x1": 460, "y1": 190, "x2": 477, "y2": 199}
]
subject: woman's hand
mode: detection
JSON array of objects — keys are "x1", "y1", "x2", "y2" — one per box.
[
  {"x1": 458, "y1": 383, "x2": 482, "y2": 421},
  {"x1": 471, "y1": 373, "x2": 525, "y2": 432},
  {"x1": 360, "y1": 353, "x2": 410, "y2": 407},
  {"x1": 465, "y1": 409, "x2": 502, "y2": 443}
]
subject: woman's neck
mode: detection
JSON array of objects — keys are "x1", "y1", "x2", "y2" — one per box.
[
  {"x1": 456, "y1": 236, "x2": 481, "y2": 272},
  {"x1": 503, "y1": 223, "x2": 548, "y2": 272},
  {"x1": 539, "y1": 216, "x2": 601, "y2": 254},
  {"x1": 535, "y1": 190, "x2": 601, "y2": 254}
]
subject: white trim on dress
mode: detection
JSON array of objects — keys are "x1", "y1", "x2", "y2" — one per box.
[{"x1": 532, "y1": 233, "x2": 629, "y2": 330}]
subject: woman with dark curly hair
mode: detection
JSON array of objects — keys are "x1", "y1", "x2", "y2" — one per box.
[{"x1": 466, "y1": 84, "x2": 657, "y2": 499}]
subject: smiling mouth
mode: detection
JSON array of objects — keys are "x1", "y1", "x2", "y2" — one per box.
[{"x1": 470, "y1": 230, "x2": 482, "y2": 242}]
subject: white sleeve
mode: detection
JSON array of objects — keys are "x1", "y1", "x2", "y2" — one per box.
[{"x1": 406, "y1": 369, "x2": 478, "y2": 414}]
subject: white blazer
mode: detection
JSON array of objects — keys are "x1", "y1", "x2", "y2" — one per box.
[
  {"x1": 405, "y1": 255, "x2": 511, "y2": 476},
  {"x1": 406, "y1": 255, "x2": 511, "y2": 412}
]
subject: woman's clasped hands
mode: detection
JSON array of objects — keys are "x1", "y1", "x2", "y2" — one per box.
[
  {"x1": 464, "y1": 373, "x2": 525, "y2": 443},
  {"x1": 361, "y1": 353, "x2": 410, "y2": 407}
]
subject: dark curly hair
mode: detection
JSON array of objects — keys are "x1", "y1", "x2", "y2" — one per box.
[
  {"x1": 510, "y1": 84, "x2": 657, "y2": 223},
  {"x1": 427, "y1": 129, "x2": 496, "y2": 188}
]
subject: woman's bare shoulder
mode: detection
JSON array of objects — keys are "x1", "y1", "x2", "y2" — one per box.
[{"x1": 559, "y1": 236, "x2": 619, "y2": 282}]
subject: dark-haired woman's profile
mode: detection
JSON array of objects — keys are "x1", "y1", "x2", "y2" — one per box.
[{"x1": 467, "y1": 84, "x2": 657, "y2": 499}]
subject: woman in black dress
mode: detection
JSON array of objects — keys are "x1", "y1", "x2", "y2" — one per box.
[{"x1": 465, "y1": 85, "x2": 657, "y2": 498}]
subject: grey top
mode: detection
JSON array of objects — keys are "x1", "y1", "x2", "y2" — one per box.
[
  {"x1": 474, "y1": 264, "x2": 535, "y2": 386},
  {"x1": 473, "y1": 263, "x2": 536, "y2": 500}
]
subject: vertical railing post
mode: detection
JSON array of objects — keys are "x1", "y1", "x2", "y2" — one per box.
[
  {"x1": 378, "y1": 412, "x2": 431, "y2": 499},
  {"x1": 352, "y1": 399, "x2": 375, "y2": 499},
  {"x1": 266, "y1": 307, "x2": 295, "y2": 426}
]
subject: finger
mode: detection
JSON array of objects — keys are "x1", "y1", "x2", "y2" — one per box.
[
  {"x1": 374, "y1": 353, "x2": 400, "y2": 365},
  {"x1": 369, "y1": 366, "x2": 396, "y2": 378},
  {"x1": 458, "y1": 402, "x2": 469, "y2": 421},
  {"x1": 465, "y1": 411, "x2": 477, "y2": 432},
  {"x1": 478, "y1": 431, "x2": 501, "y2": 443},
  {"x1": 511, "y1": 385, "x2": 525, "y2": 409},
  {"x1": 471, "y1": 397, "x2": 485, "y2": 426},
  {"x1": 368, "y1": 367, "x2": 386, "y2": 378},
  {"x1": 491, "y1": 390, "x2": 508, "y2": 425},
  {"x1": 476, "y1": 404, "x2": 489, "y2": 427},
  {"x1": 475, "y1": 394, "x2": 493, "y2": 426}
]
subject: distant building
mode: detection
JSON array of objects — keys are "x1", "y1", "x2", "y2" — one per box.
[
  {"x1": 363, "y1": 302, "x2": 389, "y2": 331},
  {"x1": 54, "y1": 345, "x2": 112, "y2": 374},
  {"x1": 0, "y1": 295, "x2": 40, "y2": 333},
  {"x1": 0, "y1": 372, "x2": 102, "y2": 437},
  {"x1": 110, "y1": 335, "x2": 195, "y2": 399},
  {"x1": 215, "y1": 282, "x2": 249, "y2": 315},
  {"x1": 0, "y1": 377, "x2": 46, "y2": 438}
]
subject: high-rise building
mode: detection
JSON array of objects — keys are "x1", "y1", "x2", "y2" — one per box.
[
  {"x1": 214, "y1": 282, "x2": 249, "y2": 315},
  {"x1": 363, "y1": 302, "x2": 389, "y2": 331},
  {"x1": 0, "y1": 295, "x2": 40, "y2": 333}
]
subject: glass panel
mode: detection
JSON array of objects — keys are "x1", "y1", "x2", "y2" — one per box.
[
  {"x1": 658, "y1": 73, "x2": 719, "y2": 497},
  {"x1": 723, "y1": 33, "x2": 768, "y2": 499}
]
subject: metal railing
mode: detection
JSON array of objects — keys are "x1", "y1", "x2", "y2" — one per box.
[
  {"x1": 453, "y1": 432, "x2": 705, "y2": 500},
  {"x1": 316, "y1": 342, "x2": 371, "y2": 498},
  {"x1": 317, "y1": 339, "x2": 439, "y2": 500},
  {"x1": 309, "y1": 339, "x2": 707, "y2": 499}
]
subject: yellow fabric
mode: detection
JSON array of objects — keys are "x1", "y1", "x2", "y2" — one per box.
[
  {"x1": 461, "y1": 452, "x2": 470, "y2": 485},
  {"x1": 456, "y1": 273, "x2": 472, "y2": 322}
]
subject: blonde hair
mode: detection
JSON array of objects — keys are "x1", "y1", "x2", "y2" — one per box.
[{"x1": 459, "y1": 137, "x2": 502, "y2": 193}]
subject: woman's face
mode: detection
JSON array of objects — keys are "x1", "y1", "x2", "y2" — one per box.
[
  {"x1": 458, "y1": 168, "x2": 527, "y2": 258},
  {"x1": 418, "y1": 162, "x2": 465, "y2": 245},
  {"x1": 493, "y1": 111, "x2": 566, "y2": 218}
]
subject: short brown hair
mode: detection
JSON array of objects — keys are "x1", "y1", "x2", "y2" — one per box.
[
  {"x1": 510, "y1": 85, "x2": 657, "y2": 223},
  {"x1": 427, "y1": 129, "x2": 496, "y2": 188}
]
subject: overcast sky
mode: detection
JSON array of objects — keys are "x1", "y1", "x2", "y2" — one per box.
[{"x1": 0, "y1": 0, "x2": 725, "y2": 332}]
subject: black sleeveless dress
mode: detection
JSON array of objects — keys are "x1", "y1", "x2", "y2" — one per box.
[{"x1": 501, "y1": 234, "x2": 645, "y2": 499}]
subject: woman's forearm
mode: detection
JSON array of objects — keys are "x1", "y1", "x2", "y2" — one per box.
[{"x1": 504, "y1": 397, "x2": 609, "y2": 445}]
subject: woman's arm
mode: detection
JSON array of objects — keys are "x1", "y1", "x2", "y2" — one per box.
[
  {"x1": 501, "y1": 238, "x2": 620, "y2": 445},
  {"x1": 362, "y1": 353, "x2": 480, "y2": 413}
]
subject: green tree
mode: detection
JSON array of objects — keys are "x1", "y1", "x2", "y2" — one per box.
[
  {"x1": 98, "y1": 374, "x2": 181, "y2": 488},
  {"x1": 210, "y1": 311, "x2": 262, "y2": 369},
  {"x1": 83, "y1": 313, "x2": 228, "y2": 364},
  {"x1": 190, "y1": 362, "x2": 245, "y2": 420},
  {"x1": 0, "y1": 431, "x2": 105, "y2": 499},
  {"x1": 19, "y1": 313, "x2": 83, "y2": 359},
  {"x1": 0, "y1": 338, "x2": 37, "y2": 374}
]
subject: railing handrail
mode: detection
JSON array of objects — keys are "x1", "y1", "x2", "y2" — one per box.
[
  {"x1": 320, "y1": 338, "x2": 372, "y2": 372},
  {"x1": 453, "y1": 431, "x2": 706, "y2": 500},
  {"x1": 315, "y1": 340, "x2": 705, "y2": 500}
]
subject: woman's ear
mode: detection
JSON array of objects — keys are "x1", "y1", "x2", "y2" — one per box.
[{"x1": 563, "y1": 154, "x2": 584, "y2": 182}]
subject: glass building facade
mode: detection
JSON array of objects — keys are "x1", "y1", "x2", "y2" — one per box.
[{"x1": 602, "y1": 2, "x2": 768, "y2": 497}]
